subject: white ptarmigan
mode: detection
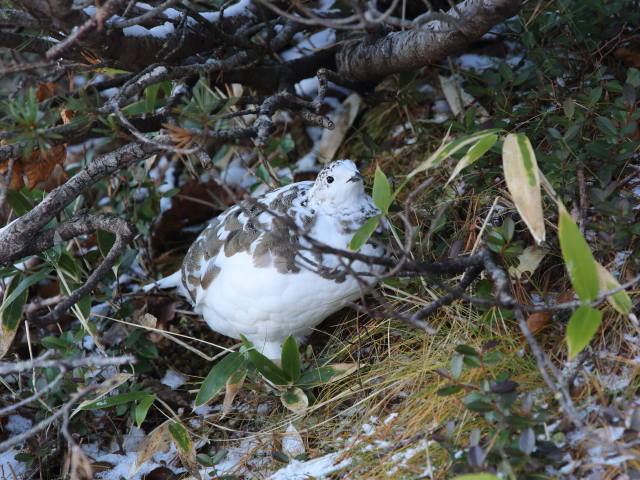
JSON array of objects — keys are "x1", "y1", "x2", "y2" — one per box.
[{"x1": 153, "y1": 160, "x2": 386, "y2": 358}]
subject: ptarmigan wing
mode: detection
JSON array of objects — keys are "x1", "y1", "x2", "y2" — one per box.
[{"x1": 180, "y1": 181, "x2": 315, "y2": 305}]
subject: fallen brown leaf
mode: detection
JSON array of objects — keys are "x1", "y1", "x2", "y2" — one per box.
[
  {"x1": 526, "y1": 311, "x2": 552, "y2": 334},
  {"x1": 222, "y1": 370, "x2": 246, "y2": 417},
  {"x1": 133, "y1": 422, "x2": 171, "y2": 477}
]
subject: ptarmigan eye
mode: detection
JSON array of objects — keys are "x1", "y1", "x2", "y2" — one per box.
[{"x1": 326, "y1": 176, "x2": 334, "y2": 184}]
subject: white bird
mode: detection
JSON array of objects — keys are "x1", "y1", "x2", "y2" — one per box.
[{"x1": 152, "y1": 160, "x2": 386, "y2": 359}]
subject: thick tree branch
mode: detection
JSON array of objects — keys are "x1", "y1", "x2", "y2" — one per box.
[
  {"x1": 336, "y1": 0, "x2": 523, "y2": 83},
  {"x1": 0, "y1": 141, "x2": 161, "y2": 264}
]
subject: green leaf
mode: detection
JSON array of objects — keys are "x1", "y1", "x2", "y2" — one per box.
[
  {"x1": 197, "y1": 453, "x2": 215, "y2": 467},
  {"x1": 280, "y1": 133, "x2": 295, "y2": 154},
  {"x1": 1, "y1": 274, "x2": 27, "y2": 331},
  {"x1": 14, "y1": 452, "x2": 34, "y2": 463},
  {"x1": 297, "y1": 363, "x2": 357, "y2": 387},
  {"x1": 0, "y1": 269, "x2": 51, "y2": 315},
  {"x1": 595, "y1": 262, "x2": 632, "y2": 315},
  {"x1": 437, "y1": 384, "x2": 462, "y2": 396},
  {"x1": 588, "y1": 86, "x2": 603, "y2": 105},
  {"x1": 463, "y1": 355, "x2": 482, "y2": 368},
  {"x1": 451, "y1": 474, "x2": 500, "y2": 480},
  {"x1": 627, "y1": 67, "x2": 640, "y2": 87},
  {"x1": 595, "y1": 116, "x2": 617, "y2": 137},
  {"x1": 449, "y1": 354, "x2": 463, "y2": 380},
  {"x1": 195, "y1": 352, "x2": 246, "y2": 407},
  {"x1": 349, "y1": 214, "x2": 381, "y2": 251},
  {"x1": 463, "y1": 393, "x2": 493, "y2": 412},
  {"x1": 241, "y1": 335, "x2": 289, "y2": 385},
  {"x1": 197, "y1": 450, "x2": 228, "y2": 467},
  {"x1": 41, "y1": 335, "x2": 72, "y2": 350},
  {"x1": 563, "y1": 99, "x2": 575, "y2": 119},
  {"x1": 143, "y1": 83, "x2": 161, "y2": 113},
  {"x1": 1, "y1": 274, "x2": 29, "y2": 358},
  {"x1": 80, "y1": 391, "x2": 151, "y2": 410},
  {"x1": 455, "y1": 345, "x2": 478, "y2": 356},
  {"x1": 566, "y1": 306, "x2": 602, "y2": 359},
  {"x1": 281, "y1": 336, "x2": 301, "y2": 383},
  {"x1": 134, "y1": 394, "x2": 155, "y2": 427},
  {"x1": 6, "y1": 190, "x2": 33, "y2": 216},
  {"x1": 97, "y1": 230, "x2": 116, "y2": 257},
  {"x1": 445, "y1": 134, "x2": 497, "y2": 186},
  {"x1": 372, "y1": 166, "x2": 392, "y2": 214},
  {"x1": 168, "y1": 422, "x2": 192, "y2": 454},
  {"x1": 281, "y1": 387, "x2": 309, "y2": 414},
  {"x1": 558, "y1": 211, "x2": 599, "y2": 302},
  {"x1": 465, "y1": 400, "x2": 494, "y2": 413},
  {"x1": 409, "y1": 129, "x2": 504, "y2": 177},
  {"x1": 162, "y1": 188, "x2": 180, "y2": 198}
]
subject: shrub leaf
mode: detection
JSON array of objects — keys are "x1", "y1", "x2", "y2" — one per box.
[
  {"x1": 502, "y1": 133, "x2": 545, "y2": 244},
  {"x1": 595, "y1": 262, "x2": 632, "y2": 315},
  {"x1": 566, "y1": 306, "x2": 602, "y2": 359},
  {"x1": 372, "y1": 166, "x2": 392, "y2": 214},
  {"x1": 558, "y1": 211, "x2": 599, "y2": 302},
  {"x1": 281, "y1": 336, "x2": 301, "y2": 383},
  {"x1": 349, "y1": 214, "x2": 381, "y2": 251},
  {"x1": 195, "y1": 352, "x2": 246, "y2": 406}
]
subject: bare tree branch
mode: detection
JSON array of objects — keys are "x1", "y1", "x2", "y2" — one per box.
[
  {"x1": 336, "y1": 0, "x2": 523, "y2": 83},
  {"x1": 0, "y1": 354, "x2": 134, "y2": 452},
  {"x1": 0, "y1": 141, "x2": 162, "y2": 264},
  {"x1": 0, "y1": 353, "x2": 134, "y2": 375}
]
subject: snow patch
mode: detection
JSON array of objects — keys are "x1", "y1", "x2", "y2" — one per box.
[
  {"x1": 83, "y1": 335, "x2": 95, "y2": 350},
  {"x1": 281, "y1": 29, "x2": 336, "y2": 61},
  {"x1": 219, "y1": 156, "x2": 259, "y2": 189},
  {"x1": 384, "y1": 412, "x2": 399, "y2": 424},
  {"x1": 0, "y1": 449, "x2": 28, "y2": 478},
  {"x1": 161, "y1": 369, "x2": 187, "y2": 389},
  {"x1": 387, "y1": 440, "x2": 433, "y2": 476},
  {"x1": 268, "y1": 451, "x2": 351, "y2": 480},
  {"x1": 200, "y1": 0, "x2": 251, "y2": 22},
  {"x1": 6, "y1": 414, "x2": 33, "y2": 434}
]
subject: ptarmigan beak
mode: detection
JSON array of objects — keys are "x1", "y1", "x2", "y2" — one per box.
[{"x1": 347, "y1": 172, "x2": 364, "y2": 183}]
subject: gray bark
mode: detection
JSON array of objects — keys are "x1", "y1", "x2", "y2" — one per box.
[
  {"x1": 336, "y1": 0, "x2": 523, "y2": 83},
  {"x1": 0, "y1": 141, "x2": 159, "y2": 264}
]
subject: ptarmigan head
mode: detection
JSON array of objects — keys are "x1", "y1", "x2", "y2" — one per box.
[{"x1": 308, "y1": 160, "x2": 365, "y2": 211}]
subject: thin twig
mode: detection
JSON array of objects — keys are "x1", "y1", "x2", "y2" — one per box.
[
  {"x1": 0, "y1": 371, "x2": 65, "y2": 416},
  {"x1": 0, "y1": 354, "x2": 134, "y2": 375},
  {"x1": 0, "y1": 379, "x2": 111, "y2": 452}
]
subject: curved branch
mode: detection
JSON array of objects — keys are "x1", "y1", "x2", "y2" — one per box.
[
  {"x1": 336, "y1": 0, "x2": 523, "y2": 83},
  {"x1": 0, "y1": 140, "x2": 162, "y2": 264},
  {"x1": 38, "y1": 215, "x2": 134, "y2": 323}
]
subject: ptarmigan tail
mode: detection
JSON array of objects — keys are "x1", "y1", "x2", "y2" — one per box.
[{"x1": 142, "y1": 271, "x2": 185, "y2": 295}]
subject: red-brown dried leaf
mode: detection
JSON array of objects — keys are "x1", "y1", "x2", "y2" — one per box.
[
  {"x1": 23, "y1": 145, "x2": 67, "y2": 189},
  {"x1": 526, "y1": 311, "x2": 552, "y2": 334},
  {"x1": 35, "y1": 83, "x2": 55, "y2": 102}
]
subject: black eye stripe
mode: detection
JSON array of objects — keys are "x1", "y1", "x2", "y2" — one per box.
[{"x1": 326, "y1": 176, "x2": 334, "y2": 183}]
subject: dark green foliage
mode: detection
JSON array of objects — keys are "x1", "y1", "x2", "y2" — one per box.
[{"x1": 434, "y1": 345, "x2": 563, "y2": 478}]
